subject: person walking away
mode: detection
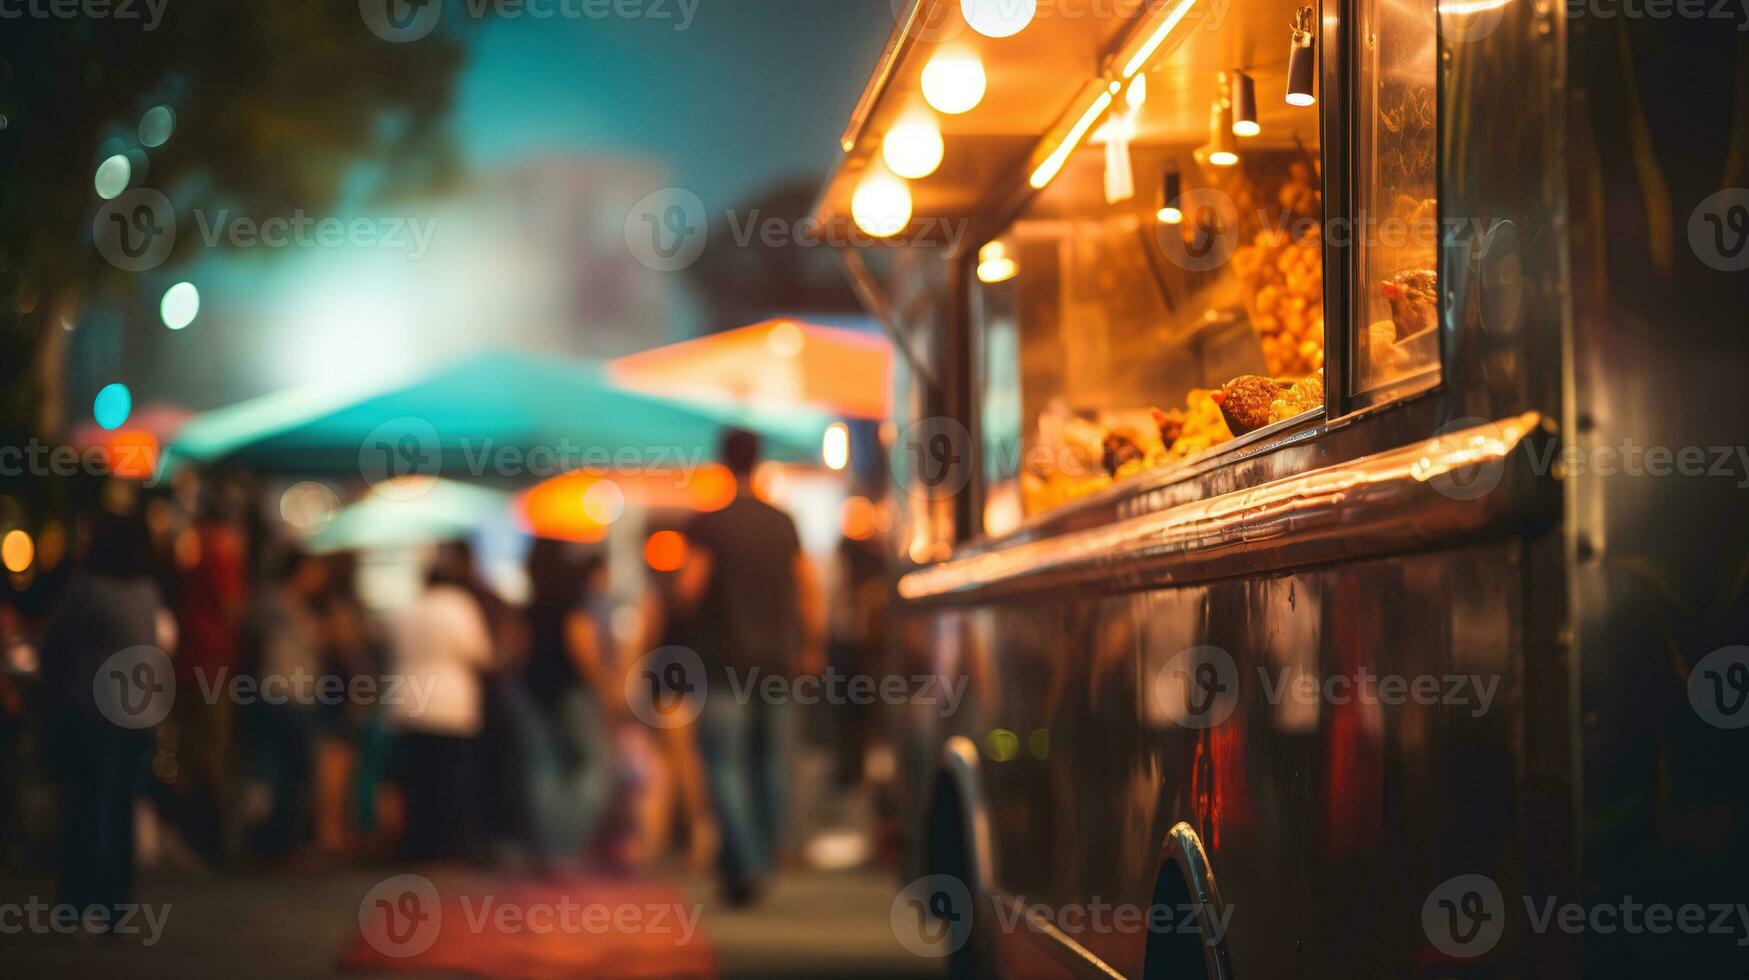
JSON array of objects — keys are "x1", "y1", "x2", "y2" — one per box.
[
  {"x1": 518, "y1": 542, "x2": 614, "y2": 872},
  {"x1": 676, "y1": 429, "x2": 825, "y2": 905},
  {"x1": 385, "y1": 551, "x2": 494, "y2": 861},
  {"x1": 240, "y1": 549, "x2": 328, "y2": 860},
  {"x1": 39, "y1": 510, "x2": 170, "y2": 927}
]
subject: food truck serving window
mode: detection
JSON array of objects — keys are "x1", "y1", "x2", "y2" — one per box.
[
  {"x1": 973, "y1": 0, "x2": 1441, "y2": 538},
  {"x1": 1351, "y1": 0, "x2": 1442, "y2": 397}
]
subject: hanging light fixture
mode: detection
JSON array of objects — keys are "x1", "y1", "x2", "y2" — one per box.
[
  {"x1": 1205, "y1": 95, "x2": 1239, "y2": 167},
  {"x1": 883, "y1": 113, "x2": 944, "y2": 179},
  {"x1": 1286, "y1": 7, "x2": 1317, "y2": 107},
  {"x1": 1156, "y1": 169, "x2": 1184, "y2": 224},
  {"x1": 1229, "y1": 70, "x2": 1260, "y2": 136}
]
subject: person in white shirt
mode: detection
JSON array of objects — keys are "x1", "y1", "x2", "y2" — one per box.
[{"x1": 386, "y1": 561, "x2": 494, "y2": 860}]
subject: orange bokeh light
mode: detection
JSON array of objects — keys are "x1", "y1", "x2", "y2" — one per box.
[
  {"x1": 645, "y1": 530, "x2": 688, "y2": 572},
  {"x1": 105, "y1": 431, "x2": 160, "y2": 481}
]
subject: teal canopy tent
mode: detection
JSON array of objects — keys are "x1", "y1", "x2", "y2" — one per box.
[
  {"x1": 167, "y1": 350, "x2": 832, "y2": 482},
  {"x1": 301, "y1": 480, "x2": 510, "y2": 554}
]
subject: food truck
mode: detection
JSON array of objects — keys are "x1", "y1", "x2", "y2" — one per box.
[{"x1": 817, "y1": 0, "x2": 1749, "y2": 976}]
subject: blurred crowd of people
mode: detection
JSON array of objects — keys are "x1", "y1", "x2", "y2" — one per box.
[{"x1": 0, "y1": 430, "x2": 894, "y2": 925}]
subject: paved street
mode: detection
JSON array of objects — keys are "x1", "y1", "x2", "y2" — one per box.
[{"x1": 0, "y1": 865, "x2": 942, "y2": 979}]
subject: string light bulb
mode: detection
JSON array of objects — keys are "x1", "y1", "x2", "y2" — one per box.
[{"x1": 1230, "y1": 70, "x2": 1260, "y2": 136}]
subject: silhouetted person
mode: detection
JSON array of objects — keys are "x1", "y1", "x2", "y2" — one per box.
[
  {"x1": 386, "y1": 550, "x2": 493, "y2": 861},
  {"x1": 519, "y1": 542, "x2": 613, "y2": 870},
  {"x1": 676, "y1": 429, "x2": 824, "y2": 904},
  {"x1": 40, "y1": 510, "x2": 168, "y2": 925}
]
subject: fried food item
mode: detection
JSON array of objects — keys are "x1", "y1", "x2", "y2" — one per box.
[
  {"x1": 1211, "y1": 375, "x2": 1282, "y2": 436},
  {"x1": 1151, "y1": 407, "x2": 1186, "y2": 447},
  {"x1": 1269, "y1": 373, "x2": 1324, "y2": 424},
  {"x1": 1381, "y1": 268, "x2": 1438, "y2": 339},
  {"x1": 1165, "y1": 389, "x2": 1233, "y2": 459},
  {"x1": 1102, "y1": 427, "x2": 1147, "y2": 477}
]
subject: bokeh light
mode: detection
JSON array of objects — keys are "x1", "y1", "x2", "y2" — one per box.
[
  {"x1": 963, "y1": 0, "x2": 1037, "y2": 37},
  {"x1": 765, "y1": 320, "x2": 804, "y2": 358},
  {"x1": 139, "y1": 105, "x2": 176, "y2": 147},
  {"x1": 851, "y1": 169, "x2": 912, "y2": 239},
  {"x1": 160, "y1": 281, "x2": 200, "y2": 330},
  {"x1": 644, "y1": 530, "x2": 688, "y2": 572},
  {"x1": 94, "y1": 154, "x2": 131, "y2": 199},
  {"x1": 279, "y1": 482, "x2": 340, "y2": 528},
  {"x1": 581, "y1": 479, "x2": 626, "y2": 524},
  {"x1": 1, "y1": 530, "x2": 33, "y2": 574},
  {"x1": 93, "y1": 382, "x2": 133, "y2": 430},
  {"x1": 822, "y1": 422, "x2": 850, "y2": 471},
  {"x1": 921, "y1": 53, "x2": 986, "y2": 115},
  {"x1": 882, "y1": 115, "x2": 944, "y2": 180}
]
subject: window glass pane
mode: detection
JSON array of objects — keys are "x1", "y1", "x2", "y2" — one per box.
[
  {"x1": 1352, "y1": 0, "x2": 1441, "y2": 394},
  {"x1": 972, "y1": 4, "x2": 1326, "y2": 531}
]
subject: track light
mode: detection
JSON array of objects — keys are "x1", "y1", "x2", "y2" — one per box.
[
  {"x1": 1229, "y1": 70, "x2": 1259, "y2": 136},
  {"x1": 1206, "y1": 98, "x2": 1238, "y2": 167},
  {"x1": 1287, "y1": 7, "x2": 1317, "y2": 107},
  {"x1": 1156, "y1": 169, "x2": 1183, "y2": 224}
]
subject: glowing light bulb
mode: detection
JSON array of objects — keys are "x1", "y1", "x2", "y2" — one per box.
[
  {"x1": 921, "y1": 53, "x2": 986, "y2": 115},
  {"x1": 882, "y1": 115, "x2": 944, "y2": 180},
  {"x1": 977, "y1": 241, "x2": 1017, "y2": 283},
  {"x1": 963, "y1": 0, "x2": 1036, "y2": 38},
  {"x1": 852, "y1": 168, "x2": 913, "y2": 239}
]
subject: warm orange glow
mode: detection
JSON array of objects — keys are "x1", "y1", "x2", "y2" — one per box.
[
  {"x1": 610, "y1": 319, "x2": 891, "y2": 420},
  {"x1": 1, "y1": 530, "x2": 34, "y2": 574},
  {"x1": 645, "y1": 530, "x2": 688, "y2": 573},
  {"x1": 105, "y1": 431, "x2": 160, "y2": 480},
  {"x1": 841, "y1": 496, "x2": 876, "y2": 541},
  {"x1": 517, "y1": 466, "x2": 735, "y2": 543}
]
